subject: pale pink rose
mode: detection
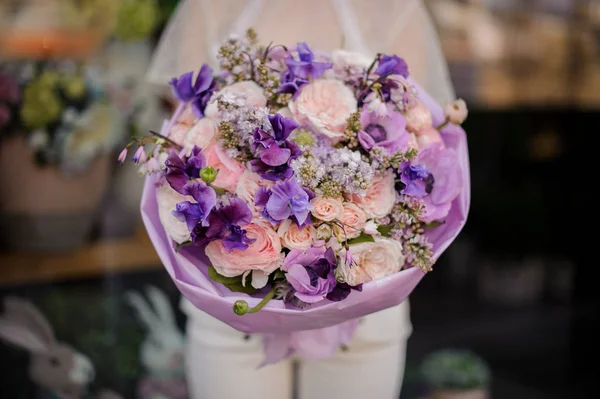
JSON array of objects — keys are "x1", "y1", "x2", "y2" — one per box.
[
  {"x1": 204, "y1": 81, "x2": 267, "y2": 118},
  {"x1": 203, "y1": 141, "x2": 245, "y2": 193},
  {"x1": 444, "y1": 98, "x2": 468, "y2": 124},
  {"x1": 168, "y1": 123, "x2": 189, "y2": 146},
  {"x1": 310, "y1": 196, "x2": 343, "y2": 222},
  {"x1": 157, "y1": 184, "x2": 192, "y2": 244},
  {"x1": 338, "y1": 237, "x2": 405, "y2": 286},
  {"x1": 289, "y1": 79, "x2": 357, "y2": 143},
  {"x1": 206, "y1": 221, "x2": 283, "y2": 287},
  {"x1": 183, "y1": 118, "x2": 217, "y2": 154},
  {"x1": 347, "y1": 171, "x2": 396, "y2": 219},
  {"x1": 277, "y1": 219, "x2": 316, "y2": 250},
  {"x1": 178, "y1": 104, "x2": 197, "y2": 126},
  {"x1": 235, "y1": 170, "x2": 274, "y2": 211},
  {"x1": 416, "y1": 126, "x2": 444, "y2": 149},
  {"x1": 335, "y1": 202, "x2": 367, "y2": 239},
  {"x1": 330, "y1": 50, "x2": 371, "y2": 78},
  {"x1": 277, "y1": 107, "x2": 293, "y2": 119},
  {"x1": 405, "y1": 102, "x2": 433, "y2": 133}
]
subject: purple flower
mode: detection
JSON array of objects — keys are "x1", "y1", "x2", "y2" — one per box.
[
  {"x1": 326, "y1": 282, "x2": 363, "y2": 302},
  {"x1": 0, "y1": 73, "x2": 20, "y2": 104},
  {"x1": 169, "y1": 65, "x2": 217, "y2": 117},
  {"x1": 205, "y1": 198, "x2": 255, "y2": 252},
  {"x1": 399, "y1": 163, "x2": 433, "y2": 199},
  {"x1": 415, "y1": 143, "x2": 463, "y2": 223},
  {"x1": 172, "y1": 182, "x2": 217, "y2": 231},
  {"x1": 358, "y1": 108, "x2": 411, "y2": 155},
  {"x1": 283, "y1": 246, "x2": 337, "y2": 303},
  {"x1": 165, "y1": 146, "x2": 206, "y2": 193},
  {"x1": 251, "y1": 114, "x2": 302, "y2": 180},
  {"x1": 278, "y1": 70, "x2": 308, "y2": 99},
  {"x1": 285, "y1": 42, "x2": 332, "y2": 80},
  {"x1": 375, "y1": 54, "x2": 409, "y2": 78},
  {"x1": 255, "y1": 178, "x2": 314, "y2": 227}
]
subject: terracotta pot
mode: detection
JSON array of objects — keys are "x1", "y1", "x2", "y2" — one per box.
[
  {"x1": 0, "y1": 136, "x2": 110, "y2": 252},
  {"x1": 431, "y1": 388, "x2": 489, "y2": 399}
]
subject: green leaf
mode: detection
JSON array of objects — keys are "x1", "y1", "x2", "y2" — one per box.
[
  {"x1": 346, "y1": 233, "x2": 376, "y2": 245},
  {"x1": 208, "y1": 265, "x2": 258, "y2": 294},
  {"x1": 424, "y1": 220, "x2": 445, "y2": 229},
  {"x1": 377, "y1": 225, "x2": 394, "y2": 236}
]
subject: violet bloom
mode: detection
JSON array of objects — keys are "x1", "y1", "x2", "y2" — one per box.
[
  {"x1": 399, "y1": 163, "x2": 433, "y2": 199},
  {"x1": 251, "y1": 114, "x2": 302, "y2": 181},
  {"x1": 255, "y1": 178, "x2": 314, "y2": 227},
  {"x1": 283, "y1": 246, "x2": 337, "y2": 303},
  {"x1": 415, "y1": 143, "x2": 463, "y2": 223},
  {"x1": 285, "y1": 42, "x2": 332, "y2": 80},
  {"x1": 205, "y1": 198, "x2": 255, "y2": 252},
  {"x1": 172, "y1": 182, "x2": 217, "y2": 231},
  {"x1": 165, "y1": 146, "x2": 206, "y2": 193},
  {"x1": 358, "y1": 108, "x2": 411, "y2": 155},
  {"x1": 278, "y1": 70, "x2": 308, "y2": 99},
  {"x1": 169, "y1": 65, "x2": 217, "y2": 117},
  {"x1": 326, "y1": 282, "x2": 363, "y2": 302},
  {"x1": 375, "y1": 54, "x2": 409, "y2": 78}
]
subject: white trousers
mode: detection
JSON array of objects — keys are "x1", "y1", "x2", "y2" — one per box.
[{"x1": 181, "y1": 299, "x2": 412, "y2": 399}]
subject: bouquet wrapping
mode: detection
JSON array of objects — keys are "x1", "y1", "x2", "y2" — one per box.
[{"x1": 126, "y1": 31, "x2": 470, "y2": 364}]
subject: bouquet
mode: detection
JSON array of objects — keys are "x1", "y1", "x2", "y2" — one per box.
[
  {"x1": 0, "y1": 60, "x2": 122, "y2": 174},
  {"x1": 123, "y1": 30, "x2": 470, "y2": 363}
]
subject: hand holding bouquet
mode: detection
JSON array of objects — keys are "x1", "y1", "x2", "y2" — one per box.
[{"x1": 121, "y1": 30, "x2": 470, "y2": 363}]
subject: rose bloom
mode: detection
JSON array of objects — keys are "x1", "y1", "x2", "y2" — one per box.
[
  {"x1": 204, "y1": 81, "x2": 267, "y2": 118},
  {"x1": 157, "y1": 184, "x2": 192, "y2": 244},
  {"x1": 347, "y1": 171, "x2": 396, "y2": 219},
  {"x1": 168, "y1": 123, "x2": 190, "y2": 147},
  {"x1": 289, "y1": 79, "x2": 357, "y2": 143},
  {"x1": 445, "y1": 98, "x2": 468, "y2": 124},
  {"x1": 277, "y1": 219, "x2": 316, "y2": 250},
  {"x1": 416, "y1": 143, "x2": 462, "y2": 223},
  {"x1": 330, "y1": 50, "x2": 371, "y2": 77},
  {"x1": 178, "y1": 104, "x2": 197, "y2": 126},
  {"x1": 338, "y1": 237, "x2": 406, "y2": 286},
  {"x1": 310, "y1": 196, "x2": 343, "y2": 222},
  {"x1": 235, "y1": 170, "x2": 274, "y2": 212},
  {"x1": 335, "y1": 202, "x2": 367, "y2": 239},
  {"x1": 203, "y1": 140, "x2": 245, "y2": 193},
  {"x1": 405, "y1": 102, "x2": 433, "y2": 134},
  {"x1": 183, "y1": 118, "x2": 217, "y2": 154},
  {"x1": 416, "y1": 126, "x2": 444, "y2": 149},
  {"x1": 205, "y1": 221, "x2": 283, "y2": 288}
]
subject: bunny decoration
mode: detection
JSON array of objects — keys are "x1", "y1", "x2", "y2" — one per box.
[
  {"x1": 0, "y1": 297, "x2": 123, "y2": 399},
  {"x1": 125, "y1": 286, "x2": 188, "y2": 399}
]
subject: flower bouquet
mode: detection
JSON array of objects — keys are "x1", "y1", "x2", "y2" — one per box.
[{"x1": 124, "y1": 30, "x2": 470, "y2": 363}]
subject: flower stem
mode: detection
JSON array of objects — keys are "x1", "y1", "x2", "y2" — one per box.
[
  {"x1": 233, "y1": 285, "x2": 277, "y2": 316},
  {"x1": 435, "y1": 118, "x2": 450, "y2": 131},
  {"x1": 148, "y1": 130, "x2": 183, "y2": 150},
  {"x1": 163, "y1": 102, "x2": 185, "y2": 139}
]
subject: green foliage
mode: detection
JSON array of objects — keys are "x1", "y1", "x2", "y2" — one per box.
[
  {"x1": 420, "y1": 349, "x2": 491, "y2": 390},
  {"x1": 208, "y1": 265, "x2": 259, "y2": 294},
  {"x1": 346, "y1": 233, "x2": 376, "y2": 245}
]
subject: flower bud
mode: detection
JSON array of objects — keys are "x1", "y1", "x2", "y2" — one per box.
[
  {"x1": 200, "y1": 166, "x2": 217, "y2": 183},
  {"x1": 233, "y1": 300, "x2": 249, "y2": 316}
]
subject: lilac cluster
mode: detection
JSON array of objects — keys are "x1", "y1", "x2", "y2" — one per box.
[
  {"x1": 278, "y1": 42, "x2": 332, "y2": 98},
  {"x1": 315, "y1": 147, "x2": 374, "y2": 195},
  {"x1": 251, "y1": 114, "x2": 302, "y2": 181},
  {"x1": 282, "y1": 245, "x2": 362, "y2": 305},
  {"x1": 169, "y1": 65, "x2": 218, "y2": 118}
]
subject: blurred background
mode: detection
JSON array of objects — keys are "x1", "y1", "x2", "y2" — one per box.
[{"x1": 0, "y1": 1, "x2": 597, "y2": 398}]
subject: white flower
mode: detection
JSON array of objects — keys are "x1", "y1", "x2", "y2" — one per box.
[
  {"x1": 444, "y1": 98, "x2": 468, "y2": 124},
  {"x1": 157, "y1": 184, "x2": 192, "y2": 244},
  {"x1": 338, "y1": 237, "x2": 405, "y2": 286}
]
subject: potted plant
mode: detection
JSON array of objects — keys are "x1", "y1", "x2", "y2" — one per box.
[{"x1": 420, "y1": 349, "x2": 491, "y2": 399}]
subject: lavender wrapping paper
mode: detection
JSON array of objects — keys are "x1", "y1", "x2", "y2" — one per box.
[{"x1": 140, "y1": 83, "x2": 470, "y2": 362}]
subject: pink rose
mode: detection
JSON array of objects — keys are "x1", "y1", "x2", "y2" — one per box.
[
  {"x1": 168, "y1": 123, "x2": 189, "y2": 146},
  {"x1": 206, "y1": 221, "x2": 283, "y2": 288},
  {"x1": 416, "y1": 126, "x2": 444, "y2": 149},
  {"x1": 203, "y1": 141, "x2": 245, "y2": 193},
  {"x1": 444, "y1": 98, "x2": 468, "y2": 124},
  {"x1": 335, "y1": 202, "x2": 367, "y2": 239},
  {"x1": 277, "y1": 219, "x2": 316, "y2": 250},
  {"x1": 331, "y1": 50, "x2": 371, "y2": 77},
  {"x1": 235, "y1": 170, "x2": 274, "y2": 212},
  {"x1": 347, "y1": 171, "x2": 396, "y2": 219},
  {"x1": 405, "y1": 102, "x2": 433, "y2": 133},
  {"x1": 183, "y1": 118, "x2": 217, "y2": 154},
  {"x1": 157, "y1": 184, "x2": 192, "y2": 244},
  {"x1": 205, "y1": 81, "x2": 267, "y2": 118},
  {"x1": 338, "y1": 237, "x2": 405, "y2": 286},
  {"x1": 310, "y1": 196, "x2": 343, "y2": 222},
  {"x1": 178, "y1": 104, "x2": 197, "y2": 126},
  {"x1": 289, "y1": 79, "x2": 357, "y2": 143}
]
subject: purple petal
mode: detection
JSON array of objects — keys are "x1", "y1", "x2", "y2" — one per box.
[
  {"x1": 169, "y1": 72, "x2": 195, "y2": 102},
  {"x1": 164, "y1": 151, "x2": 188, "y2": 193},
  {"x1": 255, "y1": 187, "x2": 271, "y2": 207},
  {"x1": 253, "y1": 128, "x2": 275, "y2": 150},
  {"x1": 357, "y1": 130, "x2": 375, "y2": 151},
  {"x1": 309, "y1": 62, "x2": 333, "y2": 79},
  {"x1": 268, "y1": 113, "x2": 298, "y2": 141},
  {"x1": 222, "y1": 225, "x2": 256, "y2": 252},
  {"x1": 375, "y1": 55, "x2": 409, "y2": 78},
  {"x1": 266, "y1": 189, "x2": 292, "y2": 221},
  {"x1": 296, "y1": 42, "x2": 314, "y2": 62},
  {"x1": 194, "y1": 64, "x2": 213, "y2": 94},
  {"x1": 183, "y1": 182, "x2": 217, "y2": 222},
  {"x1": 172, "y1": 201, "x2": 203, "y2": 231},
  {"x1": 260, "y1": 145, "x2": 292, "y2": 167}
]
